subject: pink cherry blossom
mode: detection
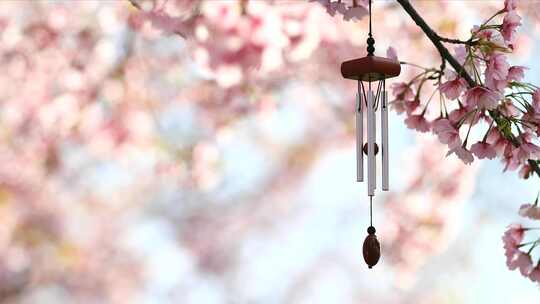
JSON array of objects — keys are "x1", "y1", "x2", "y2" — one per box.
[
  {"x1": 454, "y1": 45, "x2": 467, "y2": 65},
  {"x1": 507, "y1": 66, "x2": 527, "y2": 82},
  {"x1": 408, "y1": 97, "x2": 421, "y2": 110},
  {"x1": 391, "y1": 82, "x2": 414, "y2": 101},
  {"x1": 486, "y1": 127, "x2": 502, "y2": 143},
  {"x1": 405, "y1": 114, "x2": 430, "y2": 133},
  {"x1": 403, "y1": 98, "x2": 420, "y2": 115},
  {"x1": 504, "y1": 148, "x2": 523, "y2": 171},
  {"x1": 486, "y1": 54, "x2": 509, "y2": 81},
  {"x1": 523, "y1": 139, "x2": 540, "y2": 156},
  {"x1": 453, "y1": 45, "x2": 480, "y2": 76},
  {"x1": 503, "y1": 224, "x2": 525, "y2": 264},
  {"x1": 505, "y1": 0, "x2": 518, "y2": 11},
  {"x1": 508, "y1": 251, "x2": 533, "y2": 276},
  {"x1": 446, "y1": 146, "x2": 474, "y2": 164},
  {"x1": 501, "y1": 11, "x2": 522, "y2": 42},
  {"x1": 518, "y1": 203, "x2": 540, "y2": 219},
  {"x1": 464, "y1": 86, "x2": 501, "y2": 110},
  {"x1": 324, "y1": 1, "x2": 347, "y2": 17},
  {"x1": 509, "y1": 146, "x2": 529, "y2": 166},
  {"x1": 521, "y1": 143, "x2": 540, "y2": 160},
  {"x1": 387, "y1": 46, "x2": 398, "y2": 62},
  {"x1": 486, "y1": 128, "x2": 508, "y2": 155},
  {"x1": 432, "y1": 119, "x2": 461, "y2": 148},
  {"x1": 439, "y1": 77, "x2": 467, "y2": 100},
  {"x1": 444, "y1": 69, "x2": 459, "y2": 81},
  {"x1": 470, "y1": 142, "x2": 497, "y2": 159},
  {"x1": 486, "y1": 76, "x2": 508, "y2": 93},
  {"x1": 343, "y1": 6, "x2": 368, "y2": 21},
  {"x1": 500, "y1": 99, "x2": 520, "y2": 117},
  {"x1": 522, "y1": 110, "x2": 540, "y2": 136},
  {"x1": 533, "y1": 90, "x2": 540, "y2": 110},
  {"x1": 504, "y1": 224, "x2": 525, "y2": 247},
  {"x1": 391, "y1": 100, "x2": 407, "y2": 114},
  {"x1": 529, "y1": 267, "x2": 540, "y2": 283},
  {"x1": 518, "y1": 133, "x2": 540, "y2": 160},
  {"x1": 448, "y1": 106, "x2": 471, "y2": 125},
  {"x1": 485, "y1": 54, "x2": 510, "y2": 92}
]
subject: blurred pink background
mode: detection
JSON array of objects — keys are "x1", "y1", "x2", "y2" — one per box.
[{"x1": 0, "y1": 1, "x2": 539, "y2": 303}]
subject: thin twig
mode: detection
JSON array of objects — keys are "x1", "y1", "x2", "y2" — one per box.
[
  {"x1": 395, "y1": 0, "x2": 476, "y2": 87},
  {"x1": 436, "y1": 34, "x2": 476, "y2": 46}
]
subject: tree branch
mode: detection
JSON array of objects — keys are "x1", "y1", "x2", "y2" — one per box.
[
  {"x1": 395, "y1": 0, "x2": 476, "y2": 87},
  {"x1": 437, "y1": 35, "x2": 476, "y2": 45}
]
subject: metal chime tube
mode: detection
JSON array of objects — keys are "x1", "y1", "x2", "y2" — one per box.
[
  {"x1": 372, "y1": 90, "x2": 377, "y2": 192},
  {"x1": 356, "y1": 81, "x2": 363, "y2": 182},
  {"x1": 381, "y1": 90, "x2": 389, "y2": 191},
  {"x1": 367, "y1": 89, "x2": 375, "y2": 196}
]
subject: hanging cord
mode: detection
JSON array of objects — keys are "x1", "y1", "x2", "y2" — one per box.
[
  {"x1": 360, "y1": 81, "x2": 368, "y2": 107},
  {"x1": 369, "y1": 196, "x2": 373, "y2": 227},
  {"x1": 367, "y1": 196, "x2": 376, "y2": 235},
  {"x1": 366, "y1": 0, "x2": 375, "y2": 56},
  {"x1": 382, "y1": 79, "x2": 386, "y2": 109},
  {"x1": 369, "y1": 0, "x2": 372, "y2": 38},
  {"x1": 374, "y1": 80, "x2": 382, "y2": 110}
]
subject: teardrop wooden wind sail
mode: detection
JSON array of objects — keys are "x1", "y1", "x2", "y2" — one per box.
[{"x1": 340, "y1": 0, "x2": 401, "y2": 269}]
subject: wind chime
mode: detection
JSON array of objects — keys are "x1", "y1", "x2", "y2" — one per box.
[{"x1": 340, "y1": 0, "x2": 401, "y2": 269}]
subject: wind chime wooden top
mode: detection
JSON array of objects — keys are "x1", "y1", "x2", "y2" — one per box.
[
  {"x1": 341, "y1": 55, "x2": 401, "y2": 82},
  {"x1": 340, "y1": 0, "x2": 400, "y2": 82}
]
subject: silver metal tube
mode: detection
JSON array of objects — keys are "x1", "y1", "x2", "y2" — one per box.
[
  {"x1": 382, "y1": 91, "x2": 389, "y2": 191},
  {"x1": 372, "y1": 90, "x2": 377, "y2": 191},
  {"x1": 367, "y1": 90, "x2": 375, "y2": 196},
  {"x1": 356, "y1": 82, "x2": 363, "y2": 182}
]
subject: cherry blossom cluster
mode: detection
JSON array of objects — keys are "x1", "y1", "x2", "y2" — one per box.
[
  {"x1": 503, "y1": 197, "x2": 540, "y2": 284},
  {"x1": 132, "y1": 0, "x2": 341, "y2": 88},
  {"x1": 382, "y1": 2, "x2": 540, "y2": 284},
  {"x1": 0, "y1": 2, "x2": 158, "y2": 300},
  {"x1": 391, "y1": 0, "x2": 540, "y2": 181}
]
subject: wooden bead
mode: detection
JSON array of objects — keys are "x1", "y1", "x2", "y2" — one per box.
[
  {"x1": 363, "y1": 142, "x2": 379, "y2": 155},
  {"x1": 362, "y1": 233, "x2": 380, "y2": 269}
]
